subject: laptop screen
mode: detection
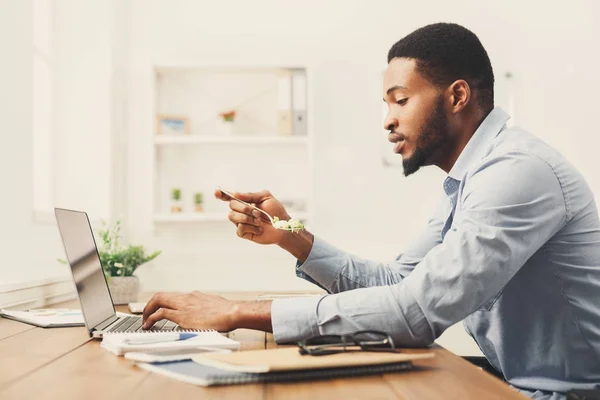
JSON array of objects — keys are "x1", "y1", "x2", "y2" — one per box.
[{"x1": 54, "y1": 208, "x2": 115, "y2": 332}]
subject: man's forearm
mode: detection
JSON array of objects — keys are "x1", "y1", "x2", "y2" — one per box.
[
  {"x1": 278, "y1": 229, "x2": 314, "y2": 263},
  {"x1": 231, "y1": 300, "x2": 274, "y2": 332},
  {"x1": 227, "y1": 231, "x2": 314, "y2": 333}
]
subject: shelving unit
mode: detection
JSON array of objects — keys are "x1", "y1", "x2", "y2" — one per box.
[
  {"x1": 151, "y1": 66, "x2": 312, "y2": 225},
  {"x1": 155, "y1": 135, "x2": 309, "y2": 145}
]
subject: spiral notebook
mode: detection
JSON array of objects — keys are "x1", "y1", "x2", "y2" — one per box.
[
  {"x1": 137, "y1": 359, "x2": 416, "y2": 386},
  {"x1": 101, "y1": 330, "x2": 240, "y2": 356}
]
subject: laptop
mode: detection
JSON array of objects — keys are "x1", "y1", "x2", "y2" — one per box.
[{"x1": 54, "y1": 208, "x2": 188, "y2": 338}]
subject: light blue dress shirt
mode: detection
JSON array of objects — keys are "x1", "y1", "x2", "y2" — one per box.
[{"x1": 271, "y1": 108, "x2": 600, "y2": 399}]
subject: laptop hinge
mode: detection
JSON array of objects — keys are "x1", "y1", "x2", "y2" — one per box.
[{"x1": 94, "y1": 315, "x2": 120, "y2": 332}]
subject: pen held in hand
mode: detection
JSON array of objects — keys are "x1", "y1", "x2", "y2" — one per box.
[{"x1": 123, "y1": 332, "x2": 197, "y2": 345}]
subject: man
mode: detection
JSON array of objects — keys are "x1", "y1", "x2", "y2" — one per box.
[{"x1": 143, "y1": 23, "x2": 600, "y2": 399}]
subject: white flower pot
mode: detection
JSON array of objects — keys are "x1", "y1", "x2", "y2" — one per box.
[
  {"x1": 217, "y1": 120, "x2": 234, "y2": 136},
  {"x1": 107, "y1": 276, "x2": 140, "y2": 305}
]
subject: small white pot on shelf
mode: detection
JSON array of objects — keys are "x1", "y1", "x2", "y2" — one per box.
[
  {"x1": 171, "y1": 200, "x2": 183, "y2": 213},
  {"x1": 217, "y1": 120, "x2": 234, "y2": 136}
]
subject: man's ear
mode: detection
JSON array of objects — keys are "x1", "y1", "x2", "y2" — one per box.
[{"x1": 448, "y1": 80, "x2": 471, "y2": 113}]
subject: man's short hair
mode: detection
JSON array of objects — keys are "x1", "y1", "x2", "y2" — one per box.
[{"x1": 387, "y1": 23, "x2": 495, "y2": 112}]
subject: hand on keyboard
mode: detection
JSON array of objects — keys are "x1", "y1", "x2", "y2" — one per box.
[{"x1": 109, "y1": 316, "x2": 178, "y2": 333}]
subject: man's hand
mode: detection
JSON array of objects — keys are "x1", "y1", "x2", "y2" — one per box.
[
  {"x1": 214, "y1": 189, "x2": 290, "y2": 245},
  {"x1": 142, "y1": 291, "x2": 274, "y2": 332},
  {"x1": 215, "y1": 188, "x2": 315, "y2": 262},
  {"x1": 142, "y1": 291, "x2": 237, "y2": 331}
]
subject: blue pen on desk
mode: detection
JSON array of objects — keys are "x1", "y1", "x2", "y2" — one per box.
[{"x1": 124, "y1": 332, "x2": 197, "y2": 345}]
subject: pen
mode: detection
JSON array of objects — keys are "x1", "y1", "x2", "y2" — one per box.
[{"x1": 124, "y1": 332, "x2": 197, "y2": 345}]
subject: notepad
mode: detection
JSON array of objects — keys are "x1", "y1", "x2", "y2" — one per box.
[
  {"x1": 137, "y1": 359, "x2": 416, "y2": 386},
  {"x1": 0, "y1": 308, "x2": 84, "y2": 328},
  {"x1": 101, "y1": 331, "x2": 240, "y2": 356}
]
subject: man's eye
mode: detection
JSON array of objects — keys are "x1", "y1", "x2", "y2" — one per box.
[{"x1": 396, "y1": 98, "x2": 408, "y2": 106}]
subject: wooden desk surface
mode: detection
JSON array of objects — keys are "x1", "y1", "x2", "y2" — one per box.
[{"x1": 0, "y1": 292, "x2": 528, "y2": 399}]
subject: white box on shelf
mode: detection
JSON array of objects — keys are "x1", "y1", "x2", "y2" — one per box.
[
  {"x1": 292, "y1": 72, "x2": 307, "y2": 136},
  {"x1": 277, "y1": 71, "x2": 293, "y2": 136}
]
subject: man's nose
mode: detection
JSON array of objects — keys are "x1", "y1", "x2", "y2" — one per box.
[{"x1": 384, "y1": 117, "x2": 398, "y2": 132}]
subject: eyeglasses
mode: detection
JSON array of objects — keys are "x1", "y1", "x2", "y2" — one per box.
[{"x1": 297, "y1": 330, "x2": 398, "y2": 356}]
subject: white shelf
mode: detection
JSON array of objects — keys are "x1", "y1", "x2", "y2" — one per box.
[
  {"x1": 155, "y1": 135, "x2": 309, "y2": 145},
  {"x1": 154, "y1": 211, "x2": 309, "y2": 223}
]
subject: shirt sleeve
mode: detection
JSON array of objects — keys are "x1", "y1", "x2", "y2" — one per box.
[
  {"x1": 294, "y1": 199, "x2": 446, "y2": 293},
  {"x1": 272, "y1": 151, "x2": 567, "y2": 345}
]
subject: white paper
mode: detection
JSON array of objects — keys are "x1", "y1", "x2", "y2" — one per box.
[
  {"x1": 101, "y1": 330, "x2": 240, "y2": 356},
  {"x1": 0, "y1": 308, "x2": 84, "y2": 327}
]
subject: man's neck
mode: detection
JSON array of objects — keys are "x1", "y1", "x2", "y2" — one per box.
[{"x1": 438, "y1": 109, "x2": 489, "y2": 174}]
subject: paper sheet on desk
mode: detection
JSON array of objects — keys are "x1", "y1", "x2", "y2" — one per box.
[
  {"x1": 0, "y1": 309, "x2": 136, "y2": 328},
  {"x1": 0, "y1": 308, "x2": 84, "y2": 328}
]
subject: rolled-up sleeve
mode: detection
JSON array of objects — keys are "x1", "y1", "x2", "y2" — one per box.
[
  {"x1": 295, "y1": 200, "x2": 446, "y2": 294},
  {"x1": 272, "y1": 151, "x2": 567, "y2": 345}
]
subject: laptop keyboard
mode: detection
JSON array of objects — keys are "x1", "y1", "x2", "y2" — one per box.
[{"x1": 106, "y1": 316, "x2": 180, "y2": 333}]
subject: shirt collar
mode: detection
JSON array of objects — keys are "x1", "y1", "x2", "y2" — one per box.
[{"x1": 447, "y1": 107, "x2": 511, "y2": 182}]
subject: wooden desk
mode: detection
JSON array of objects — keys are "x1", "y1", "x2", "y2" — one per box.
[{"x1": 0, "y1": 293, "x2": 528, "y2": 399}]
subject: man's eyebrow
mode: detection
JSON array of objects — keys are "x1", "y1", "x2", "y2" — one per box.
[{"x1": 386, "y1": 85, "x2": 407, "y2": 95}]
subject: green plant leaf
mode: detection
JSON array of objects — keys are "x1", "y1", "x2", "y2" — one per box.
[{"x1": 62, "y1": 219, "x2": 163, "y2": 278}]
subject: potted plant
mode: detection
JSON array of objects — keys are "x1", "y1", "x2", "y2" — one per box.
[
  {"x1": 58, "y1": 221, "x2": 161, "y2": 304},
  {"x1": 171, "y1": 188, "x2": 183, "y2": 213},
  {"x1": 217, "y1": 110, "x2": 236, "y2": 135},
  {"x1": 97, "y1": 221, "x2": 161, "y2": 304},
  {"x1": 194, "y1": 192, "x2": 204, "y2": 212}
]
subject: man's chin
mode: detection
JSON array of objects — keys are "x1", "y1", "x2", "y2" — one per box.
[{"x1": 402, "y1": 158, "x2": 422, "y2": 177}]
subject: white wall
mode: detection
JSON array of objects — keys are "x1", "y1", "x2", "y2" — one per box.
[
  {"x1": 124, "y1": 0, "x2": 600, "y2": 293},
  {"x1": 0, "y1": 0, "x2": 66, "y2": 285},
  {"x1": 52, "y1": 0, "x2": 116, "y2": 219},
  {"x1": 0, "y1": 0, "x2": 120, "y2": 286}
]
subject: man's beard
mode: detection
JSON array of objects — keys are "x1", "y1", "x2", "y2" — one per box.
[{"x1": 402, "y1": 95, "x2": 449, "y2": 177}]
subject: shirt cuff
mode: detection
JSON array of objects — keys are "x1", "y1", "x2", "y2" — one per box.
[
  {"x1": 295, "y1": 236, "x2": 345, "y2": 292},
  {"x1": 271, "y1": 295, "x2": 324, "y2": 343}
]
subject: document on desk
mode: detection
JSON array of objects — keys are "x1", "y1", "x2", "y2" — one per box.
[
  {"x1": 0, "y1": 309, "x2": 135, "y2": 329},
  {"x1": 0, "y1": 308, "x2": 84, "y2": 328},
  {"x1": 101, "y1": 331, "x2": 240, "y2": 356}
]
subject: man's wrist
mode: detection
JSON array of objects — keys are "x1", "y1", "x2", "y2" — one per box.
[
  {"x1": 229, "y1": 300, "x2": 273, "y2": 332},
  {"x1": 278, "y1": 229, "x2": 314, "y2": 263}
]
